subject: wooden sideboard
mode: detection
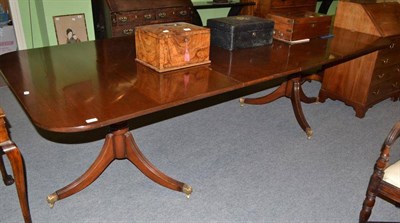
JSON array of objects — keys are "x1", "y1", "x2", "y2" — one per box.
[
  {"x1": 319, "y1": 0, "x2": 400, "y2": 118},
  {"x1": 240, "y1": 0, "x2": 316, "y2": 17}
]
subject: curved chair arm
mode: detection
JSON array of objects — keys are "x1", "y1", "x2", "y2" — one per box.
[
  {"x1": 384, "y1": 121, "x2": 400, "y2": 147},
  {"x1": 376, "y1": 121, "x2": 400, "y2": 170}
]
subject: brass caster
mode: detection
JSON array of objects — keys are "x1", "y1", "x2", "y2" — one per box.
[
  {"x1": 47, "y1": 192, "x2": 58, "y2": 208},
  {"x1": 239, "y1": 98, "x2": 245, "y2": 107},
  {"x1": 182, "y1": 184, "x2": 192, "y2": 199},
  {"x1": 306, "y1": 128, "x2": 313, "y2": 140},
  {"x1": 313, "y1": 97, "x2": 321, "y2": 104}
]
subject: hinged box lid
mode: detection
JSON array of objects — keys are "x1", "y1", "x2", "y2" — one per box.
[
  {"x1": 268, "y1": 11, "x2": 332, "y2": 25},
  {"x1": 136, "y1": 22, "x2": 209, "y2": 39},
  {"x1": 105, "y1": 0, "x2": 193, "y2": 12},
  {"x1": 207, "y1": 15, "x2": 274, "y2": 33}
]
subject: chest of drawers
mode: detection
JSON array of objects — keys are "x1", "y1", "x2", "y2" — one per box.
[
  {"x1": 101, "y1": 0, "x2": 195, "y2": 38},
  {"x1": 319, "y1": 0, "x2": 400, "y2": 118}
]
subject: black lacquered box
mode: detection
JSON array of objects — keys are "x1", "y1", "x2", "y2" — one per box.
[{"x1": 207, "y1": 15, "x2": 274, "y2": 51}]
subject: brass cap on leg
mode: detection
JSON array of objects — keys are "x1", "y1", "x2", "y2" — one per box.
[
  {"x1": 47, "y1": 192, "x2": 58, "y2": 208},
  {"x1": 182, "y1": 184, "x2": 193, "y2": 199},
  {"x1": 239, "y1": 98, "x2": 245, "y2": 107},
  {"x1": 306, "y1": 128, "x2": 313, "y2": 140}
]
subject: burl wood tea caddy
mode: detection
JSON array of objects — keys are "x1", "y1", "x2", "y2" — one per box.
[{"x1": 135, "y1": 22, "x2": 211, "y2": 72}]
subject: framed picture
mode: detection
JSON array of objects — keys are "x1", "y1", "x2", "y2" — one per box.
[{"x1": 53, "y1": 14, "x2": 88, "y2": 45}]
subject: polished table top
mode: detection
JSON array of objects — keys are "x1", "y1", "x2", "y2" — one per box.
[{"x1": 0, "y1": 28, "x2": 388, "y2": 133}]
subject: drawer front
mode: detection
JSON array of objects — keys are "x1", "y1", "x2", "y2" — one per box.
[
  {"x1": 368, "y1": 78, "x2": 400, "y2": 103},
  {"x1": 155, "y1": 7, "x2": 192, "y2": 21},
  {"x1": 375, "y1": 53, "x2": 400, "y2": 69},
  {"x1": 271, "y1": 0, "x2": 316, "y2": 8},
  {"x1": 112, "y1": 18, "x2": 193, "y2": 37},
  {"x1": 376, "y1": 38, "x2": 400, "y2": 68},
  {"x1": 372, "y1": 64, "x2": 400, "y2": 86},
  {"x1": 377, "y1": 38, "x2": 400, "y2": 61},
  {"x1": 113, "y1": 10, "x2": 156, "y2": 26},
  {"x1": 113, "y1": 7, "x2": 192, "y2": 27},
  {"x1": 112, "y1": 25, "x2": 137, "y2": 36}
]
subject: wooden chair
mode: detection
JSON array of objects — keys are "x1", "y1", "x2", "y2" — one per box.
[
  {"x1": 0, "y1": 108, "x2": 32, "y2": 222},
  {"x1": 360, "y1": 121, "x2": 400, "y2": 223}
]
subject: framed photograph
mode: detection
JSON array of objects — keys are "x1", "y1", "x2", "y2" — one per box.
[{"x1": 53, "y1": 14, "x2": 88, "y2": 45}]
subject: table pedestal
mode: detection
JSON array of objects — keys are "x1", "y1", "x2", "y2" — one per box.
[
  {"x1": 240, "y1": 76, "x2": 316, "y2": 139},
  {"x1": 47, "y1": 122, "x2": 192, "y2": 208}
]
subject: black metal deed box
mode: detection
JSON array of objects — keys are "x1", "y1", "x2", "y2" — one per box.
[{"x1": 207, "y1": 15, "x2": 274, "y2": 51}]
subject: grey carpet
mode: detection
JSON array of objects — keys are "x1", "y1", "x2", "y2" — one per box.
[{"x1": 1, "y1": 81, "x2": 399, "y2": 222}]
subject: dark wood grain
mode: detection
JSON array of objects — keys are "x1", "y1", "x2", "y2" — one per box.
[
  {"x1": 210, "y1": 27, "x2": 388, "y2": 86},
  {"x1": 0, "y1": 28, "x2": 389, "y2": 133},
  {"x1": 0, "y1": 27, "x2": 391, "y2": 208},
  {"x1": 0, "y1": 37, "x2": 240, "y2": 133}
]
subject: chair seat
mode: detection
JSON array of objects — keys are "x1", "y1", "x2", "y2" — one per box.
[{"x1": 383, "y1": 160, "x2": 400, "y2": 188}]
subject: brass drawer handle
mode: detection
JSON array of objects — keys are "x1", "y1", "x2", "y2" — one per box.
[
  {"x1": 396, "y1": 67, "x2": 400, "y2": 73},
  {"x1": 158, "y1": 12, "x2": 167, "y2": 18},
  {"x1": 392, "y1": 82, "x2": 399, "y2": 89},
  {"x1": 179, "y1": 10, "x2": 187, "y2": 16},
  {"x1": 382, "y1": 58, "x2": 389, "y2": 64},
  {"x1": 252, "y1": 32, "x2": 257, "y2": 37},
  {"x1": 390, "y1": 43, "x2": 395, "y2": 49},
  {"x1": 372, "y1": 89, "x2": 380, "y2": 95},
  {"x1": 123, "y1": 29, "x2": 134, "y2": 35},
  {"x1": 275, "y1": 30, "x2": 283, "y2": 37},
  {"x1": 377, "y1": 73, "x2": 385, "y2": 79},
  {"x1": 144, "y1": 14, "x2": 152, "y2": 20},
  {"x1": 118, "y1": 16, "x2": 128, "y2": 23}
]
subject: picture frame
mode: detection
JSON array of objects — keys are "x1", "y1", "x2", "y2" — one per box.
[{"x1": 53, "y1": 14, "x2": 88, "y2": 45}]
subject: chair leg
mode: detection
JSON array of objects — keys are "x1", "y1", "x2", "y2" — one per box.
[
  {"x1": 0, "y1": 153, "x2": 14, "y2": 186},
  {"x1": 359, "y1": 176, "x2": 381, "y2": 223},
  {"x1": 4, "y1": 143, "x2": 32, "y2": 223}
]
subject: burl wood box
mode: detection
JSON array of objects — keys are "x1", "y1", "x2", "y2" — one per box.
[
  {"x1": 135, "y1": 22, "x2": 211, "y2": 72},
  {"x1": 267, "y1": 11, "x2": 332, "y2": 42},
  {"x1": 207, "y1": 15, "x2": 274, "y2": 51}
]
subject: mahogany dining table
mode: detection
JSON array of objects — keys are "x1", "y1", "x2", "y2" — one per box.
[{"x1": 0, "y1": 27, "x2": 389, "y2": 209}]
